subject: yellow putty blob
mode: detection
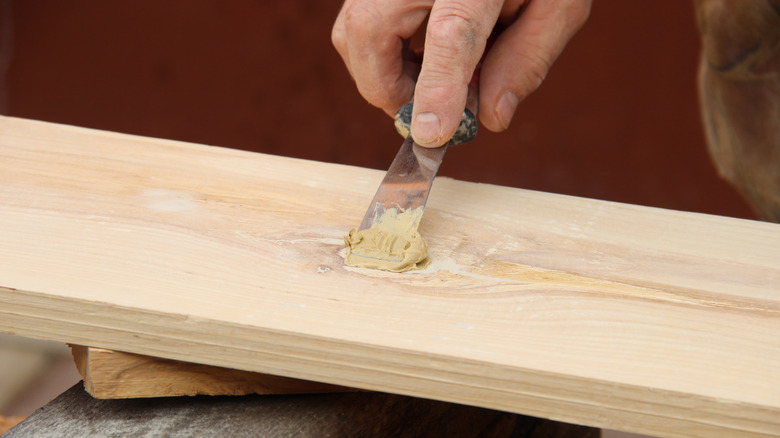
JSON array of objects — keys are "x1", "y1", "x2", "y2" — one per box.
[{"x1": 344, "y1": 207, "x2": 430, "y2": 273}]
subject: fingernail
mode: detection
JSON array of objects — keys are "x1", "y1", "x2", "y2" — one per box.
[
  {"x1": 413, "y1": 112, "x2": 441, "y2": 146},
  {"x1": 496, "y1": 92, "x2": 519, "y2": 130}
]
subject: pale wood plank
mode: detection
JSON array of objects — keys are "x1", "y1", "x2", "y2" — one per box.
[
  {"x1": 70, "y1": 345, "x2": 353, "y2": 398},
  {"x1": 1, "y1": 116, "x2": 779, "y2": 437}
]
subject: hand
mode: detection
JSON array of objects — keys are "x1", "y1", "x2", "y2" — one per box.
[{"x1": 332, "y1": 0, "x2": 591, "y2": 147}]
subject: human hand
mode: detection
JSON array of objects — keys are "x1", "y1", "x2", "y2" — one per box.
[{"x1": 332, "y1": 0, "x2": 591, "y2": 147}]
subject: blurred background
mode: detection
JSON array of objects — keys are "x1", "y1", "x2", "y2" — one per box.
[
  {"x1": 0, "y1": 0, "x2": 755, "y2": 434},
  {"x1": 0, "y1": 0, "x2": 755, "y2": 217}
]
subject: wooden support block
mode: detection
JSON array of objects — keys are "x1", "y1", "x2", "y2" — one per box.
[
  {"x1": 70, "y1": 345, "x2": 353, "y2": 399},
  {"x1": 0, "y1": 416, "x2": 25, "y2": 435},
  {"x1": 1, "y1": 116, "x2": 780, "y2": 437},
  {"x1": 4, "y1": 384, "x2": 598, "y2": 437}
]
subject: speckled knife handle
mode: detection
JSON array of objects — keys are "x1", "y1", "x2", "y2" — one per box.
[
  {"x1": 393, "y1": 47, "x2": 484, "y2": 146},
  {"x1": 392, "y1": 28, "x2": 501, "y2": 146},
  {"x1": 393, "y1": 102, "x2": 477, "y2": 146}
]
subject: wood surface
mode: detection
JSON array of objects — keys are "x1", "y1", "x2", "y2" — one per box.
[
  {"x1": 70, "y1": 345, "x2": 352, "y2": 398},
  {"x1": 1, "y1": 116, "x2": 779, "y2": 437},
  {"x1": 4, "y1": 384, "x2": 598, "y2": 438}
]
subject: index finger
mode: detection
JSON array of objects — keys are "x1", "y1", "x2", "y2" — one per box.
[
  {"x1": 333, "y1": 0, "x2": 431, "y2": 116},
  {"x1": 411, "y1": 0, "x2": 504, "y2": 147}
]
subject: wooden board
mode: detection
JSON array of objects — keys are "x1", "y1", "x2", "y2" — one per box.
[
  {"x1": 1, "y1": 116, "x2": 779, "y2": 437},
  {"x1": 70, "y1": 345, "x2": 352, "y2": 398}
]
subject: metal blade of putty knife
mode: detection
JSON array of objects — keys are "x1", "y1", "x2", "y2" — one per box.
[
  {"x1": 349, "y1": 38, "x2": 487, "y2": 268},
  {"x1": 357, "y1": 102, "x2": 478, "y2": 237},
  {"x1": 357, "y1": 135, "x2": 446, "y2": 233},
  {"x1": 345, "y1": 104, "x2": 476, "y2": 270}
]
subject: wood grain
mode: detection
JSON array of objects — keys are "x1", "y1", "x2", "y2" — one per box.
[
  {"x1": 70, "y1": 345, "x2": 353, "y2": 399},
  {"x1": 1, "y1": 116, "x2": 779, "y2": 437}
]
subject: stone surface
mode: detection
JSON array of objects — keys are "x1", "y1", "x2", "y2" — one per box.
[{"x1": 5, "y1": 384, "x2": 598, "y2": 437}]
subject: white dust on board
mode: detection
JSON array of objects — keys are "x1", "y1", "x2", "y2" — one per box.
[{"x1": 142, "y1": 189, "x2": 199, "y2": 213}]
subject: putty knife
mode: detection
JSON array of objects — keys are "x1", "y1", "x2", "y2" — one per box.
[{"x1": 357, "y1": 103, "x2": 478, "y2": 233}]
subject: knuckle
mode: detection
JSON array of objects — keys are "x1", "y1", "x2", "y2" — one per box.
[
  {"x1": 357, "y1": 79, "x2": 405, "y2": 112},
  {"x1": 331, "y1": 24, "x2": 346, "y2": 49},
  {"x1": 429, "y1": 0, "x2": 487, "y2": 47},
  {"x1": 520, "y1": 51, "x2": 551, "y2": 88},
  {"x1": 343, "y1": 3, "x2": 383, "y2": 37},
  {"x1": 527, "y1": 65, "x2": 548, "y2": 88},
  {"x1": 419, "y1": 60, "x2": 461, "y2": 88},
  {"x1": 423, "y1": 3, "x2": 485, "y2": 84},
  {"x1": 356, "y1": 86, "x2": 389, "y2": 110},
  {"x1": 415, "y1": 81, "x2": 453, "y2": 101},
  {"x1": 559, "y1": 0, "x2": 592, "y2": 29},
  {"x1": 428, "y1": 4, "x2": 480, "y2": 45}
]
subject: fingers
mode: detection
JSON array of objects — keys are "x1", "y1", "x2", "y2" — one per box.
[
  {"x1": 332, "y1": 0, "x2": 591, "y2": 144},
  {"x1": 498, "y1": 0, "x2": 527, "y2": 26},
  {"x1": 332, "y1": 0, "x2": 432, "y2": 117},
  {"x1": 411, "y1": 0, "x2": 504, "y2": 147},
  {"x1": 479, "y1": 0, "x2": 591, "y2": 132}
]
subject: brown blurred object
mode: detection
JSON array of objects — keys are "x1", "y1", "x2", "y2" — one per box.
[
  {"x1": 0, "y1": 415, "x2": 25, "y2": 434},
  {"x1": 0, "y1": 1, "x2": 757, "y2": 219},
  {"x1": 696, "y1": 0, "x2": 780, "y2": 222}
]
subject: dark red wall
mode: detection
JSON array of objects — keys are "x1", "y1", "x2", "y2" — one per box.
[{"x1": 0, "y1": 1, "x2": 755, "y2": 219}]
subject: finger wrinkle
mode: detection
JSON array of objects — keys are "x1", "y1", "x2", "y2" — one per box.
[
  {"x1": 415, "y1": 82, "x2": 458, "y2": 98},
  {"x1": 505, "y1": 35, "x2": 554, "y2": 87},
  {"x1": 419, "y1": 37, "x2": 478, "y2": 85},
  {"x1": 343, "y1": 3, "x2": 385, "y2": 40},
  {"x1": 423, "y1": 36, "x2": 467, "y2": 63},
  {"x1": 525, "y1": 0, "x2": 590, "y2": 36},
  {"x1": 516, "y1": 51, "x2": 549, "y2": 89},
  {"x1": 428, "y1": 7, "x2": 480, "y2": 52},
  {"x1": 556, "y1": 0, "x2": 592, "y2": 28},
  {"x1": 431, "y1": 0, "x2": 483, "y2": 26},
  {"x1": 357, "y1": 68, "x2": 414, "y2": 110},
  {"x1": 419, "y1": 65, "x2": 470, "y2": 88},
  {"x1": 413, "y1": 83, "x2": 467, "y2": 115}
]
